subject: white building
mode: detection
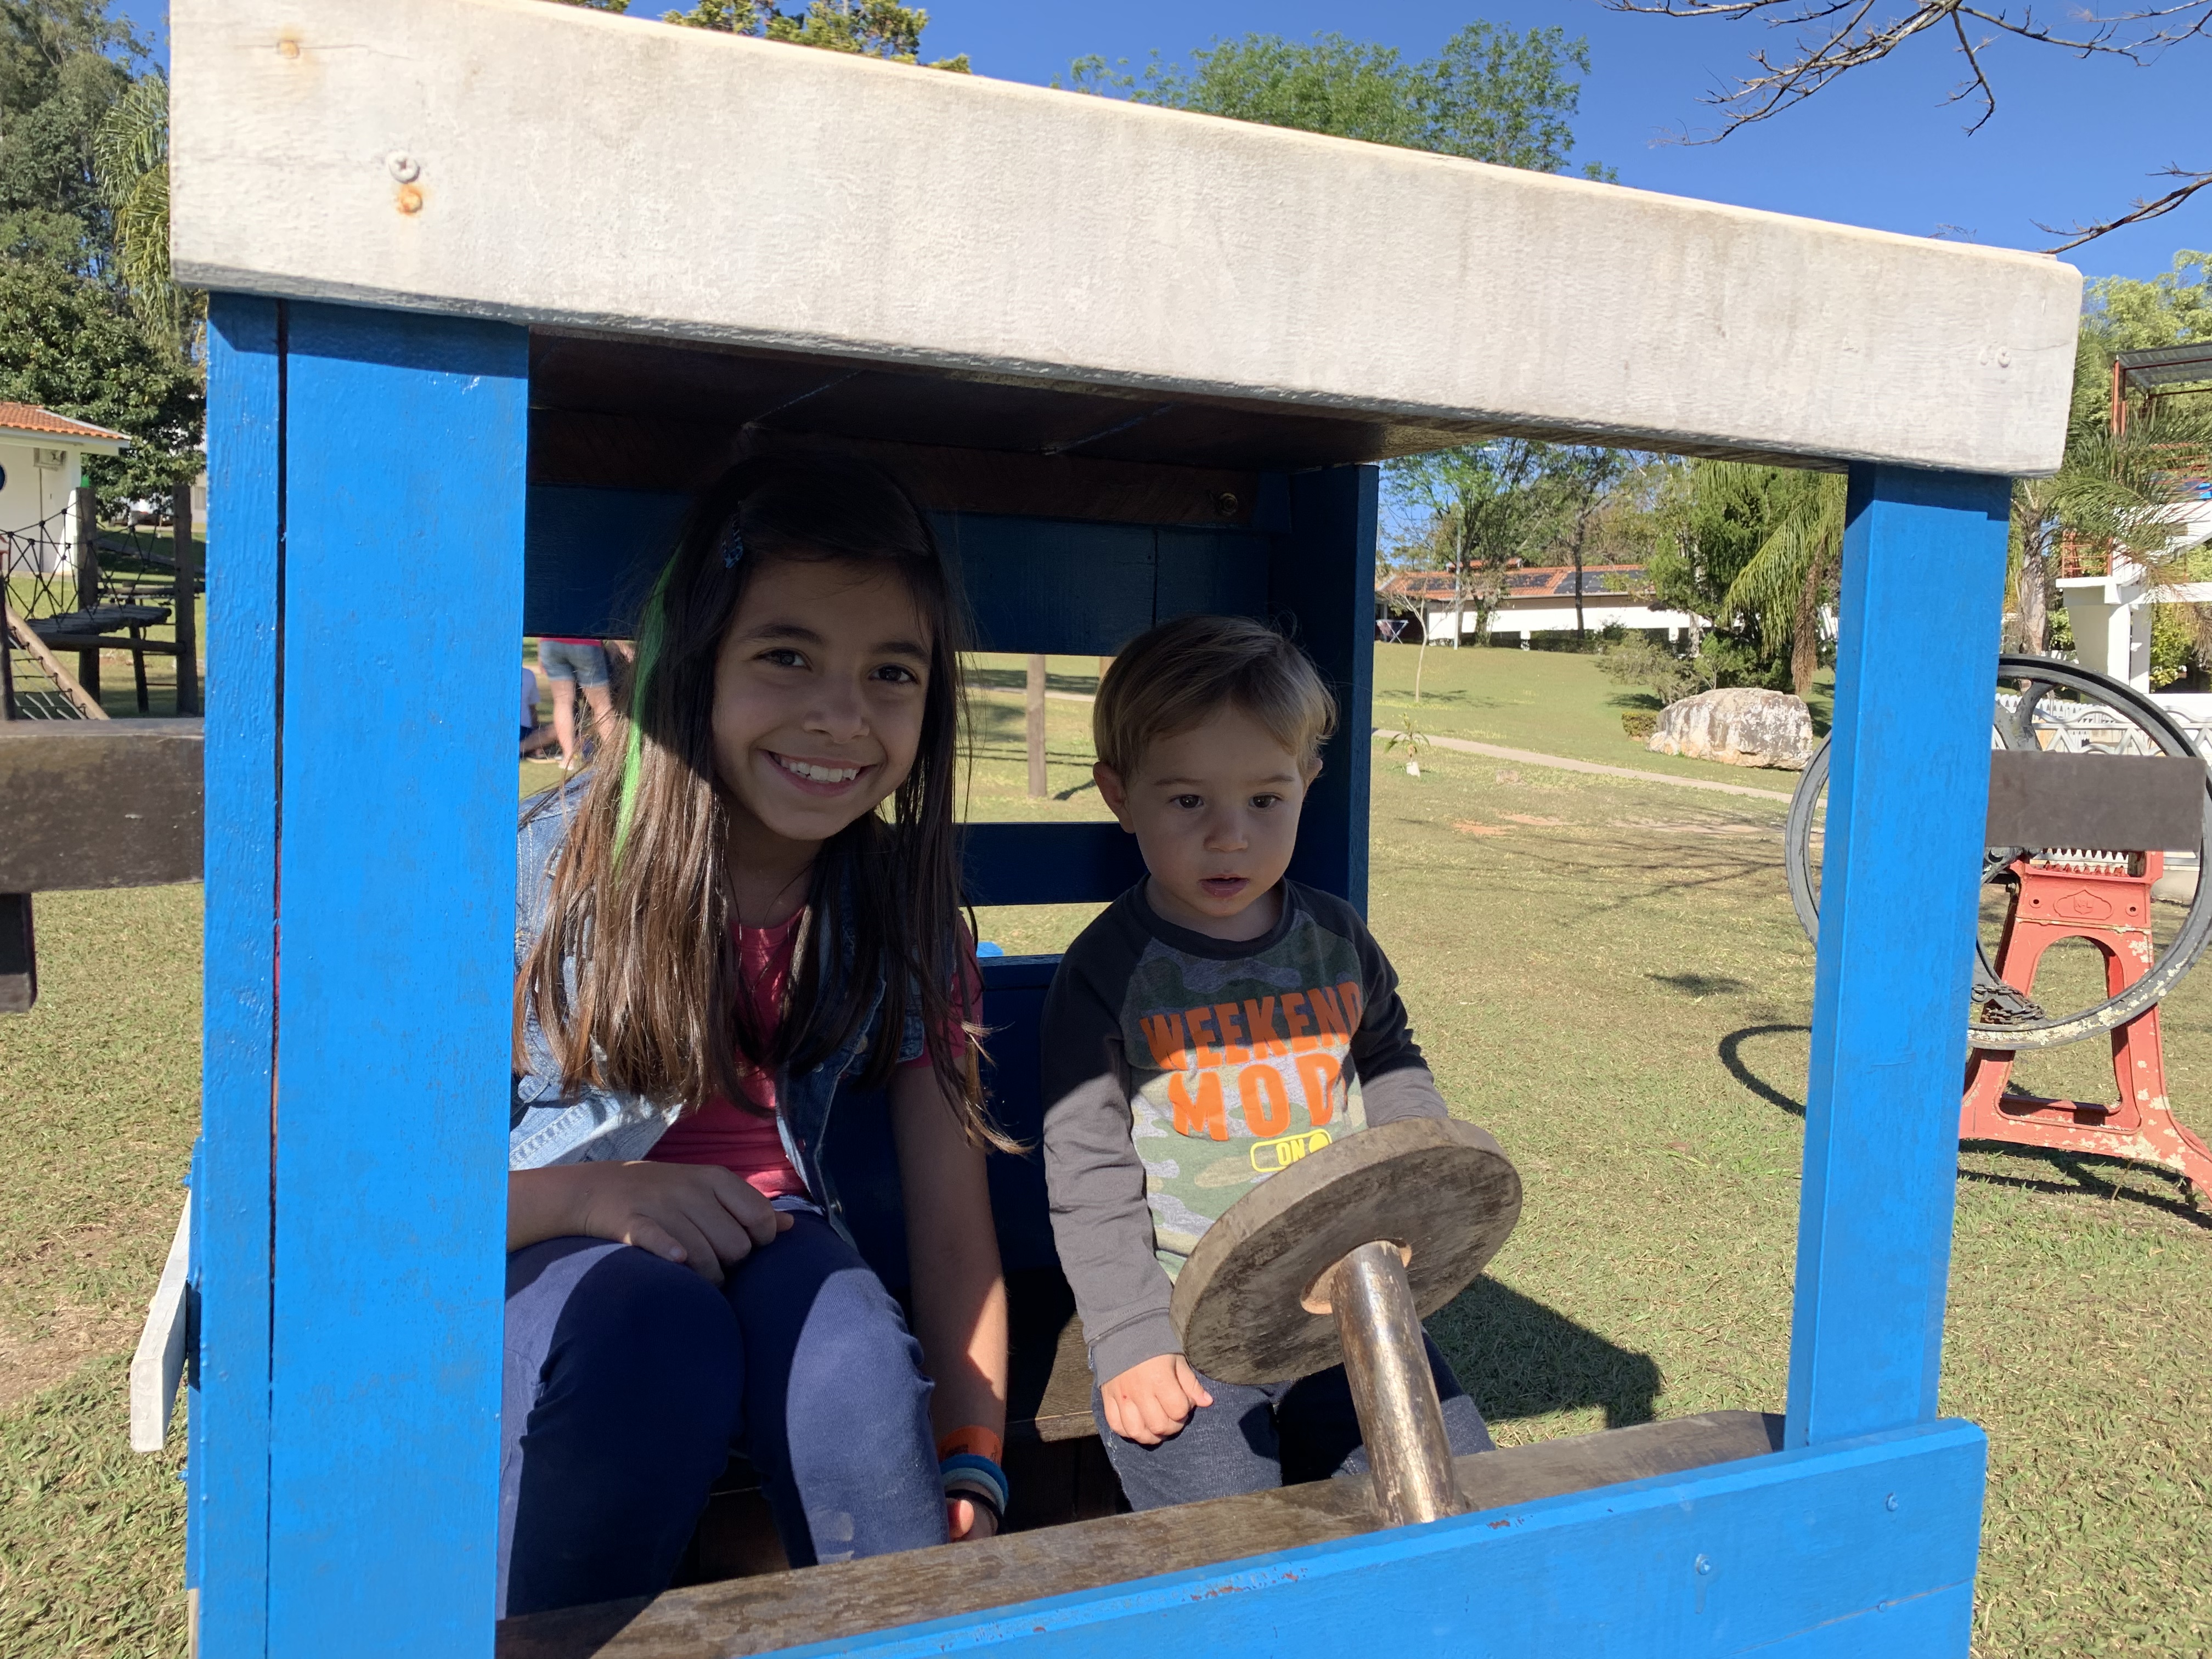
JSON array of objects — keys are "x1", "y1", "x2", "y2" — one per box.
[
  {"x1": 1378, "y1": 563, "x2": 1703, "y2": 646},
  {"x1": 0, "y1": 403, "x2": 133, "y2": 573}
]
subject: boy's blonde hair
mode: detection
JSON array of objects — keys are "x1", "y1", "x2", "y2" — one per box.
[{"x1": 1094, "y1": 614, "x2": 1338, "y2": 778}]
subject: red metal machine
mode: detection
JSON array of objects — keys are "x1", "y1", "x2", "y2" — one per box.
[{"x1": 1961, "y1": 849, "x2": 2212, "y2": 1199}]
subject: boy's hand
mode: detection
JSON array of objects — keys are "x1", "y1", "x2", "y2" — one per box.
[
  {"x1": 1101, "y1": 1353, "x2": 1214, "y2": 1446},
  {"x1": 574, "y1": 1161, "x2": 792, "y2": 1284},
  {"x1": 947, "y1": 1498, "x2": 1000, "y2": 1543}
]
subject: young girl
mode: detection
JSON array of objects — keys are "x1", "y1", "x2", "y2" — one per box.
[{"x1": 501, "y1": 455, "x2": 1008, "y2": 1618}]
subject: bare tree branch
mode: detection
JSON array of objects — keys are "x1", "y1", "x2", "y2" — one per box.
[
  {"x1": 1609, "y1": 0, "x2": 2203, "y2": 138},
  {"x1": 1612, "y1": 0, "x2": 2210, "y2": 246},
  {"x1": 2035, "y1": 166, "x2": 2212, "y2": 251}
]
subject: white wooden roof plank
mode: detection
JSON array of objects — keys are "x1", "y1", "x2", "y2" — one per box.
[{"x1": 171, "y1": 0, "x2": 2080, "y2": 475}]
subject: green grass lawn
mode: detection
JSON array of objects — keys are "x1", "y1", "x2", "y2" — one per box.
[{"x1": 6, "y1": 647, "x2": 2208, "y2": 1656}]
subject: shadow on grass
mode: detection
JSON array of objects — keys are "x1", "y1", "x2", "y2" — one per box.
[
  {"x1": 1719, "y1": 1023, "x2": 1810, "y2": 1117},
  {"x1": 1957, "y1": 1144, "x2": 2212, "y2": 1229},
  {"x1": 1429, "y1": 1277, "x2": 1663, "y2": 1429},
  {"x1": 1650, "y1": 972, "x2": 1751, "y2": 997}
]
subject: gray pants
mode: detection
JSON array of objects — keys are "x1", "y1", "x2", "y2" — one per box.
[{"x1": 1093, "y1": 1335, "x2": 1493, "y2": 1510}]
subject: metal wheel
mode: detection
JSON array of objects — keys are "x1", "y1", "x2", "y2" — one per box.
[{"x1": 1786, "y1": 655, "x2": 2212, "y2": 1051}]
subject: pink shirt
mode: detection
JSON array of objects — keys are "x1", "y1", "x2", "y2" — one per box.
[{"x1": 645, "y1": 914, "x2": 977, "y2": 1199}]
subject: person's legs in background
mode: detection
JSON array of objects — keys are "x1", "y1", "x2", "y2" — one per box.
[
  {"x1": 500, "y1": 1237, "x2": 745, "y2": 1618},
  {"x1": 723, "y1": 1212, "x2": 946, "y2": 1566},
  {"x1": 537, "y1": 640, "x2": 612, "y2": 771}
]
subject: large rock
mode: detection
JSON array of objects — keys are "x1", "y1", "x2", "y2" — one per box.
[{"x1": 1647, "y1": 688, "x2": 1815, "y2": 771}]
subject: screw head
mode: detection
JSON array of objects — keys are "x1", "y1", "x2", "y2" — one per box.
[
  {"x1": 397, "y1": 184, "x2": 425, "y2": 215},
  {"x1": 1215, "y1": 491, "x2": 1239, "y2": 517},
  {"x1": 388, "y1": 153, "x2": 421, "y2": 183},
  {"x1": 1885, "y1": 1492, "x2": 1900, "y2": 1511},
  {"x1": 1694, "y1": 1554, "x2": 1713, "y2": 1575}
]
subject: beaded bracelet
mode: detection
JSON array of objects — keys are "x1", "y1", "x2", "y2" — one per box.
[{"x1": 937, "y1": 1426, "x2": 1008, "y2": 1531}]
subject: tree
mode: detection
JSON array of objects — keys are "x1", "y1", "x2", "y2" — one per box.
[
  {"x1": 0, "y1": 0, "x2": 144, "y2": 278},
  {"x1": 1646, "y1": 460, "x2": 1816, "y2": 690},
  {"x1": 92, "y1": 69, "x2": 190, "y2": 356},
  {"x1": 551, "y1": 0, "x2": 970, "y2": 70},
  {"x1": 0, "y1": 251, "x2": 201, "y2": 496},
  {"x1": 1609, "y1": 0, "x2": 2209, "y2": 250},
  {"x1": 1716, "y1": 468, "x2": 1844, "y2": 697},
  {"x1": 1065, "y1": 22, "x2": 1608, "y2": 177}
]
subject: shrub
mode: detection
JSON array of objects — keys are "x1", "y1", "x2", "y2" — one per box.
[{"x1": 1622, "y1": 710, "x2": 1657, "y2": 741}]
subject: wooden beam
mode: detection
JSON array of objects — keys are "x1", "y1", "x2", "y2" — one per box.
[
  {"x1": 496, "y1": 1411, "x2": 1786, "y2": 1659},
  {"x1": 1983, "y1": 751, "x2": 2205, "y2": 852},
  {"x1": 1024, "y1": 655, "x2": 1047, "y2": 799},
  {"x1": 0, "y1": 893, "x2": 33, "y2": 1013},
  {"x1": 173, "y1": 0, "x2": 2079, "y2": 475},
  {"x1": 72, "y1": 485, "x2": 100, "y2": 700},
  {"x1": 1788, "y1": 467, "x2": 2012, "y2": 1448},
  {"x1": 0, "y1": 719, "x2": 202, "y2": 890},
  {"x1": 174, "y1": 481, "x2": 201, "y2": 716}
]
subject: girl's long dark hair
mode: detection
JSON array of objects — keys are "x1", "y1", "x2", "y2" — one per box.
[{"x1": 520, "y1": 453, "x2": 1000, "y2": 1145}]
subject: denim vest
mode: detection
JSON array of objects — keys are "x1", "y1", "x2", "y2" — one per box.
[{"x1": 508, "y1": 781, "x2": 927, "y2": 1249}]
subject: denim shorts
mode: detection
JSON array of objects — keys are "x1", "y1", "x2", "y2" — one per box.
[{"x1": 538, "y1": 639, "x2": 610, "y2": 687}]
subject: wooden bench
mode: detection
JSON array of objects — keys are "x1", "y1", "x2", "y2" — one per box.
[{"x1": 514, "y1": 1411, "x2": 1786, "y2": 1657}]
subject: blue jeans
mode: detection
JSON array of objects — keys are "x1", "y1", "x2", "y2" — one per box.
[
  {"x1": 498, "y1": 1214, "x2": 944, "y2": 1617},
  {"x1": 1094, "y1": 1335, "x2": 1493, "y2": 1511}
]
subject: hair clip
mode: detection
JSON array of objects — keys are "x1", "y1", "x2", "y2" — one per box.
[{"x1": 719, "y1": 521, "x2": 748, "y2": 571}]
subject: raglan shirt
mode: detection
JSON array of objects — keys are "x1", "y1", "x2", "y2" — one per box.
[{"x1": 1040, "y1": 879, "x2": 1450, "y2": 1384}]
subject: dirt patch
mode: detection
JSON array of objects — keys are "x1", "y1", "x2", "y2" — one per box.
[
  {"x1": 0, "y1": 1307, "x2": 134, "y2": 1414},
  {"x1": 1452, "y1": 821, "x2": 1511, "y2": 837}
]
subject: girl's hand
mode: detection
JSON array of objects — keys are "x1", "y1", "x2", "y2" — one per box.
[
  {"x1": 543, "y1": 1161, "x2": 791, "y2": 1283},
  {"x1": 947, "y1": 1498, "x2": 999, "y2": 1543},
  {"x1": 1100, "y1": 1354, "x2": 1214, "y2": 1446}
]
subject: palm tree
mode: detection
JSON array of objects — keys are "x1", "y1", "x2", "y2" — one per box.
[
  {"x1": 1717, "y1": 468, "x2": 1844, "y2": 698},
  {"x1": 2012, "y1": 407, "x2": 2212, "y2": 655},
  {"x1": 93, "y1": 72, "x2": 192, "y2": 359}
]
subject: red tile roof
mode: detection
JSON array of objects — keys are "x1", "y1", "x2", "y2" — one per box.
[
  {"x1": 1379, "y1": 563, "x2": 1650, "y2": 600},
  {"x1": 0, "y1": 402, "x2": 132, "y2": 443}
]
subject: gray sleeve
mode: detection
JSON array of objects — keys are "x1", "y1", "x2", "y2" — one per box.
[
  {"x1": 1361, "y1": 1064, "x2": 1451, "y2": 1126},
  {"x1": 1039, "y1": 927, "x2": 1181, "y2": 1380},
  {"x1": 1305, "y1": 885, "x2": 1452, "y2": 1125}
]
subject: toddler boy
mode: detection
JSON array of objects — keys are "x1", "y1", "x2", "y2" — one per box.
[{"x1": 1041, "y1": 614, "x2": 1494, "y2": 1509}]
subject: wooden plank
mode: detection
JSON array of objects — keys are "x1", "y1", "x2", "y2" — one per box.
[
  {"x1": 0, "y1": 892, "x2": 32, "y2": 1013},
  {"x1": 263, "y1": 301, "x2": 524, "y2": 1657},
  {"x1": 1024, "y1": 656, "x2": 1047, "y2": 799},
  {"x1": 174, "y1": 482, "x2": 201, "y2": 716},
  {"x1": 73, "y1": 484, "x2": 100, "y2": 699},
  {"x1": 2, "y1": 599, "x2": 108, "y2": 719},
  {"x1": 1789, "y1": 467, "x2": 2013, "y2": 1449},
  {"x1": 130, "y1": 1195, "x2": 193, "y2": 1452},
  {"x1": 960, "y1": 822, "x2": 1143, "y2": 910},
  {"x1": 0, "y1": 720, "x2": 202, "y2": 891},
  {"x1": 497, "y1": 1410, "x2": 1792, "y2": 1659},
  {"x1": 1275, "y1": 467, "x2": 1375, "y2": 909},
  {"x1": 193, "y1": 289, "x2": 284, "y2": 1659},
  {"x1": 172, "y1": 0, "x2": 2079, "y2": 475},
  {"x1": 1983, "y1": 751, "x2": 2205, "y2": 851},
  {"x1": 529, "y1": 400, "x2": 1259, "y2": 527}
]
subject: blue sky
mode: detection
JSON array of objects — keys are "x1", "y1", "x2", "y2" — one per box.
[{"x1": 119, "y1": 0, "x2": 2208, "y2": 286}]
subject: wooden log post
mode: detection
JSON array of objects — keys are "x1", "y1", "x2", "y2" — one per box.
[
  {"x1": 1025, "y1": 652, "x2": 1047, "y2": 798},
  {"x1": 0, "y1": 893, "x2": 33, "y2": 1013},
  {"x1": 173, "y1": 482, "x2": 201, "y2": 715},
  {"x1": 72, "y1": 484, "x2": 100, "y2": 702},
  {"x1": 1321, "y1": 1240, "x2": 1466, "y2": 1526}
]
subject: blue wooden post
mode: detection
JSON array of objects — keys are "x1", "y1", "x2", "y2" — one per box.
[
  {"x1": 1275, "y1": 465, "x2": 1378, "y2": 910},
  {"x1": 195, "y1": 298, "x2": 527, "y2": 1657},
  {"x1": 1787, "y1": 464, "x2": 2013, "y2": 1448},
  {"x1": 193, "y1": 291, "x2": 284, "y2": 1657}
]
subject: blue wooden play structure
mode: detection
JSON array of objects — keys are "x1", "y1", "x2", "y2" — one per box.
[{"x1": 159, "y1": 1, "x2": 2083, "y2": 1652}]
